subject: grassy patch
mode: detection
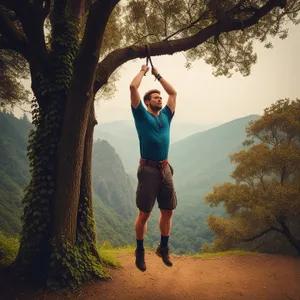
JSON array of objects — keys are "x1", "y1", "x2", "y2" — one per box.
[
  {"x1": 188, "y1": 250, "x2": 257, "y2": 259},
  {"x1": 98, "y1": 248, "x2": 121, "y2": 268},
  {"x1": 97, "y1": 242, "x2": 136, "y2": 268},
  {"x1": 0, "y1": 231, "x2": 20, "y2": 267}
]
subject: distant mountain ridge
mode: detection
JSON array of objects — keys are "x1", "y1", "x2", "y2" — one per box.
[
  {"x1": 170, "y1": 114, "x2": 261, "y2": 193},
  {"x1": 92, "y1": 140, "x2": 136, "y2": 246},
  {"x1": 0, "y1": 111, "x2": 263, "y2": 253},
  {"x1": 94, "y1": 120, "x2": 218, "y2": 175},
  {"x1": 96, "y1": 119, "x2": 216, "y2": 144},
  {"x1": 92, "y1": 139, "x2": 135, "y2": 219},
  {"x1": 0, "y1": 113, "x2": 32, "y2": 234}
]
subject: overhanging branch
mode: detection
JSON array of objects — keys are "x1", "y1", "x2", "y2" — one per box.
[
  {"x1": 69, "y1": 0, "x2": 86, "y2": 21},
  {"x1": 0, "y1": 36, "x2": 10, "y2": 49},
  {"x1": 12, "y1": 1, "x2": 49, "y2": 68},
  {"x1": 73, "y1": 0, "x2": 120, "y2": 89},
  {"x1": 94, "y1": 0, "x2": 286, "y2": 94},
  {"x1": 53, "y1": 0, "x2": 68, "y2": 17},
  {"x1": 242, "y1": 226, "x2": 284, "y2": 242}
]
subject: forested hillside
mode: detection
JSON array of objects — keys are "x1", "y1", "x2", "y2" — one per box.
[
  {"x1": 2, "y1": 111, "x2": 297, "y2": 255},
  {"x1": 0, "y1": 112, "x2": 261, "y2": 254},
  {"x1": 0, "y1": 113, "x2": 31, "y2": 234},
  {"x1": 0, "y1": 113, "x2": 137, "y2": 246},
  {"x1": 91, "y1": 140, "x2": 136, "y2": 246},
  {"x1": 93, "y1": 115, "x2": 262, "y2": 253}
]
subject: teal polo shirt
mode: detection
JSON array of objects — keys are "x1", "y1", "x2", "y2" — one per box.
[{"x1": 131, "y1": 101, "x2": 174, "y2": 161}]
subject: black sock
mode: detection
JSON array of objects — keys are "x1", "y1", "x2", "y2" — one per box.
[
  {"x1": 136, "y1": 239, "x2": 144, "y2": 251},
  {"x1": 160, "y1": 235, "x2": 169, "y2": 248}
]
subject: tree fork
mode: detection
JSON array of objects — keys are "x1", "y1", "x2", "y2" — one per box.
[{"x1": 53, "y1": 0, "x2": 119, "y2": 246}]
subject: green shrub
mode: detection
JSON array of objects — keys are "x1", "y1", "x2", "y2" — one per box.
[{"x1": 0, "y1": 231, "x2": 20, "y2": 266}]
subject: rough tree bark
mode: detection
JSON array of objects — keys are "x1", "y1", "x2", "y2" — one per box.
[{"x1": 78, "y1": 103, "x2": 99, "y2": 260}]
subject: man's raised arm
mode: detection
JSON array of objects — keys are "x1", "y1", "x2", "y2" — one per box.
[
  {"x1": 152, "y1": 67, "x2": 177, "y2": 113},
  {"x1": 130, "y1": 65, "x2": 149, "y2": 109}
]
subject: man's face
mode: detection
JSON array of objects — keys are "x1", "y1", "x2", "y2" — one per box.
[{"x1": 148, "y1": 93, "x2": 162, "y2": 112}]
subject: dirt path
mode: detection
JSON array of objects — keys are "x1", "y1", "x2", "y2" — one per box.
[{"x1": 2, "y1": 251, "x2": 300, "y2": 300}]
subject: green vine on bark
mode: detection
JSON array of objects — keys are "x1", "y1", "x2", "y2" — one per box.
[
  {"x1": 18, "y1": 16, "x2": 105, "y2": 289},
  {"x1": 77, "y1": 196, "x2": 96, "y2": 248},
  {"x1": 18, "y1": 18, "x2": 82, "y2": 283},
  {"x1": 48, "y1": 196, "x2": 107, "y2": 289}
]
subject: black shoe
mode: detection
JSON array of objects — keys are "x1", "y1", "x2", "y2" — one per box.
[
  {"x1": 135, "y1": 249, "x2": 146, "y2": 272},
  {"x1": 155, "y1": 244, "x2": 173, "y2": 267}
]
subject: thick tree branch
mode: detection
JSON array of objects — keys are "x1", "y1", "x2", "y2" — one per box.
[
  {"x1": 242, "y1": 226, "x2": 283, "y2": 242},
  {"x1": 9, "y1": 1, "x2": 49, "y2": 68},
  {"x1": 0, "y1": 0, "x2": 15, "y2": 10},
  {"x1": 69, "y1": 0, "x2": 86, "y2": 21},
  {"x1": 0, "y1": 36, "x2": 10, "y2": 49},
  {"x1": 94, "y1": 0, "x2": 286, "y2": 93},
  {"x1": 277, "y1": 218, "x2": 300, "y2": 254},
  {"x1": 53, "y1": 0, "x2": 67, "y2": 17},
  {"x1": 73, "y1": 0, "x2": 120, "y2": 91},
  {"x1": 0, "y1": 7, "x2": 29, "y2": 57}
]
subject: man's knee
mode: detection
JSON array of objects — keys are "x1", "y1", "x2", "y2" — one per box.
[
  {"x1": 160, "y1": 209, "x2": 174, "y2": 219},
  {"x1": 137, "y1": 210, "x2": 151, "y2": 223}
]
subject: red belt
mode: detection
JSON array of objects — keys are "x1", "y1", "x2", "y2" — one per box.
[{"x1": 139, "y1": 158, "x2": 168, "y2": 169}]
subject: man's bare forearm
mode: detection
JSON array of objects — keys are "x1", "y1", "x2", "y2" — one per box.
[
  {"x1": 159, "y1": 77, "x2": 177, "y2": 96},
  {"x1": 130, "y1": 65, "x2": 149, "y2": 108},
  {"x1": 130, "y1": 67, "x2": 148, "y2": 89},
  {"x1": 152, "y1": 67, "x2": 176, "y2": 95}
]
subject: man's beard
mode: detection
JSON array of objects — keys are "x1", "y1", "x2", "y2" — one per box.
[{"x1": 149, "y1": 103, "x2": 162, "y2": 112}]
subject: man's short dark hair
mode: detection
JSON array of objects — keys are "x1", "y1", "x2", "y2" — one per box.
[{"x1": 143, "y1": 89, "x2": 161, "y2": 103}]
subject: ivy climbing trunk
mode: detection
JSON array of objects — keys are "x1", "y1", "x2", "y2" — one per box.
[
  {"x1": 15, "y1": 11, "x2": 106, "y2": 287},
  {"x1": 15, "y1": 0, "x2": 118, "y2": 288},
  {"x1": 15, "y1": 89, "x2": 67, "y2": 282}
]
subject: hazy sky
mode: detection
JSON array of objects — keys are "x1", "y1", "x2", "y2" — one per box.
[{"x1": 95, "y1": 24, "x2": 300, "y2": 125}]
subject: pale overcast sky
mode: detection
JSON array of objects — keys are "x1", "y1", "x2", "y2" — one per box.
[{"x1": 95, "y1": 24, "x2": 300, "y2": 125}]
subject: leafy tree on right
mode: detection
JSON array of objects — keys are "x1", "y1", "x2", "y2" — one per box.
[{"x1": 205, "y1": 99, "x2": 300, "y2": 255}]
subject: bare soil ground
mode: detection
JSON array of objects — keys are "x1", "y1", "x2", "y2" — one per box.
[{"x1": 1, "y1": 251, "x2": 300, "y2": 300}]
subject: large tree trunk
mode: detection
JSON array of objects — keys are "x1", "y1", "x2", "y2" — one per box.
[
  {"x1": 15, "y1": 91, "x2": 66, "y2": 283},
  {"x1": 14, "y1": 0, "x2": 120, "y2": 288},
  {"x1": 15, "y1": 13, "x2": 106, "y2": 287},
  {"x1": 48, "y1": 88, "x2": 107, "y2": 288},
  {"x1": 14, "y1": 13, "x2": 78, "y2": 282},
  {"x1": 16, "y1": 89, "x2": 106, "y2": 288}
]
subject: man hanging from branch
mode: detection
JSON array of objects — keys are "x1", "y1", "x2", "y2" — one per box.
[{"x1": 130, "y1": 64, "x2": 177, "y2": 272}]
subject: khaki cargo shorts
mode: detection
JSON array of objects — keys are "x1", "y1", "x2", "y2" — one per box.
[{"x1": 136, "y1": 163, "x2": 177, "y2": 213}]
